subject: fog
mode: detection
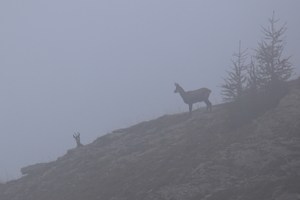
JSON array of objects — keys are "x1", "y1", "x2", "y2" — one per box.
[{"x1": 0, "y1": 0, "x2": 299, "y2": 181}]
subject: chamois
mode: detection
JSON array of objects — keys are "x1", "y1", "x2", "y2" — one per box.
[
  {"x1": 73, "y1": 132, "x2": 83, "y2": 148},
  {"x1": 174, "y1": 83, "x2": 212, "y2": 114}
]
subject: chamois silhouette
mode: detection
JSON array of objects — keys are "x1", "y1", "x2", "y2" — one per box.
[
  {"x1": 73, "y1": 132, "x2": 83, "y2": 148},
  {"x1": 174, "y1": 83, "x2": 212, "y2": 114}
]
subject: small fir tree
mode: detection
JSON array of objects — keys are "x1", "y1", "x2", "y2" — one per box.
[
  {"x1": 222, "y1": 41, "x2": 248, "y2": 102},
  {"x1": 255, "y1": 12, "x2": 293, "y2": 88}
]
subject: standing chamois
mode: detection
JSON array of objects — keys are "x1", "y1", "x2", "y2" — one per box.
[{"x1": 174, "y1": 83, "x2": 212, "y2": 114}]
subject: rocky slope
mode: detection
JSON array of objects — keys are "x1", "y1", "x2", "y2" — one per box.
[{"x1": 1, "y1": 83, "x2": 300, "y2": 200}]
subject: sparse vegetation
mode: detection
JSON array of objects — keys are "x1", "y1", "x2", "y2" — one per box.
[{"x1": 222, "y1": 12, "x2": 294, "y2": 127}]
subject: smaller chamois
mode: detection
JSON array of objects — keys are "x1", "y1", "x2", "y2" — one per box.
[
  {"x1": 174, "y1": 83, "x2": 212, "y2": 114},
  {"x1": 73, "y1": 132, "x2": 83, "y2": 148}
]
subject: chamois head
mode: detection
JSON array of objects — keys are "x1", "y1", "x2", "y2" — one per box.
[
  {"x1": 73, "y1": 132, "x2": 83, "y2": 148},
  {"x1": 174, "y1": 83, "x2": 181, "y2": 93}
]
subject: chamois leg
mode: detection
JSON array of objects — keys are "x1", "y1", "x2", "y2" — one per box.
[
  {"x1": 188, "y1": 104, "x2": 193, "y2": 115},
  {"x1": 204, "y1": 99, "x2": 212, "y2": 112}
]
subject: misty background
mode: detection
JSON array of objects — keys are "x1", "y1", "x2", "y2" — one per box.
[{"x1": 0, "y1": 0, "x2": 299, "y2": 181}]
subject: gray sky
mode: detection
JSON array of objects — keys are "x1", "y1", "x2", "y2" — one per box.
[{"x1": 0, "y1": 0, "x2": 299, "y2": 181}]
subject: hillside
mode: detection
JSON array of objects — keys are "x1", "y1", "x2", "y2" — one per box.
[{"x1": 1, "y1": 83, "x2": 300, "y2": 200}]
